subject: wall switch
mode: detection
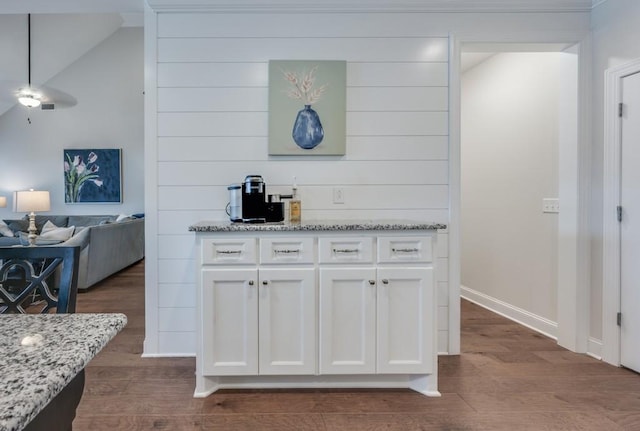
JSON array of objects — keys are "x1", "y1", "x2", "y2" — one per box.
[
  {"x1": 333, "y1": 187, "x2": 345, "y2": 204},
  {"x1": 542, "y1": 198, "x2": 560, "y2": 213}
]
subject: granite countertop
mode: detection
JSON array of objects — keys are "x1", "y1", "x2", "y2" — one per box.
[
  {"x1": 189, "y1": 219, "x2": 447, "y2": 232},
  {"x1": 0, "y1": 313, "x2": 127, "y2": 431}
]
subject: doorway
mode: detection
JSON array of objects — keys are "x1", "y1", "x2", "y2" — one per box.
[{"x1": 458, "y1": 43, "x2": 586, "y2": 351}]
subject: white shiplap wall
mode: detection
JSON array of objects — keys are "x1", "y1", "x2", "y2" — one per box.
[{"x1": 147, "y1": 12, "x2": 450, "y2": 355}]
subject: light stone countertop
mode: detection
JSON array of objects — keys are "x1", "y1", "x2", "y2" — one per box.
[
  {"x1": 189, "y1": 219, "x2": 447, "y2": 232},
  {"x1": 0, "y1": 313, "x2": 127, "y2": 431}
]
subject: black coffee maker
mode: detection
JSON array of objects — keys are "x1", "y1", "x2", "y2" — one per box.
[
  {"x1": 239, "y1": 175, "x2": 285, "y2": 223},
  {"x1": 242, "y1": 175, "x2": 267, "y2": 223}
]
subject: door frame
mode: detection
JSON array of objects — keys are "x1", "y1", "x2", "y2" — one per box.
[
  {"x1": 602, "y1": 58, "x2": 640, "y2": 366},
  {"x1": 450, "y1": 34, "x2": 592, "y2": 354}
]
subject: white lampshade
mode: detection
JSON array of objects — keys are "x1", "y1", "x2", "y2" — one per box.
[
  {"x1": 0, "y1": 196, "x2": 6, "y2": 208},
  {"x1": 15, "y1": 190, "x2": 50, "y2": 212},
  {"x1": 18, "y1": 94, "x2": 41, "y2": 108}
]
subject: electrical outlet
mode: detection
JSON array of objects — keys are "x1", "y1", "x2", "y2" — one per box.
[
  {"x1": 333, "y1": 187, "x2": 345, "y2": 204},
  {"x1": 542, "y1": 198, "x2": 560, "y2": 213}
]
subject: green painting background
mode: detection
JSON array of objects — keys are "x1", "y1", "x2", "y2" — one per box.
[{"x1": 268, "y1": 60, "x2": 346, "y2": 156}]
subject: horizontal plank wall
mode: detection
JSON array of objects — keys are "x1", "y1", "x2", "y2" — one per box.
[{"x1": 145, "y1": 11, "x2": 451, "y2": 356}]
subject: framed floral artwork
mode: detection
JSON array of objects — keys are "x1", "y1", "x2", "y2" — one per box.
[
  {"x1": 64, "y1": 149, "x2": 122, "y2": 203},
  {"x1": 268, "y1": 60, "x2": 346, "y2": 156}
]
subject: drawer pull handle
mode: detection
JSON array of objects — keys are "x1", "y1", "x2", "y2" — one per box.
[
  {"x1": 382, "y1": 279, "x2": 389, "y2": 285},
  {"x1": 248, "y1": 280, "x2": 254, "y2": 286},
  {"x1": 333, "y1": 248, "x2": 359, "y2": 254},
  {"x1": 369, "y1": 280, "x2": 375, "y2": 285},
  {"x1": 274, "y1": 249, "x2": 300, "y2": 254},
  {"x1": 262, "y1": 280, "x2": 269, "y2": 286},
  {"x1": 216, "y1": 249, "x2": 242, "y2": 255},
  {"x1": 392, "y1": 248, "x2": 419, "y2": 253}
]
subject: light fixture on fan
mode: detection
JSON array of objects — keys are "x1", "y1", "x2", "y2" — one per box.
[{"x1": 18, "y1": 92, "x2": 41, "y2": 108}]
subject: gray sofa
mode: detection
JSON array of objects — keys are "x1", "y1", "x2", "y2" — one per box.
[{"x1": 0, "y1": 215, "x2": 144, "y2": 291}]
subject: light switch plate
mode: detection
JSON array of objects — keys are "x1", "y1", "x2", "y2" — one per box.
[
  {"x1": 542, "y1": 198, "x2": 559, "y2": 213},
  {"x1": 333, "y1": 187, "x2": 345, "y2": 204}
]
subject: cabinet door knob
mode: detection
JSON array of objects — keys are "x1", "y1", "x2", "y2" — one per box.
[
  {"x1": 248, "y1": 280, "x2": 254, "y2": 286},
  {"x1": 262, "y1": 280, "x2": 269, "y2": 285},
  {"x1": 369, "y1": 280, "x2": 375, "y2": 285},
  {"x1": 382, "y1": 279, "x2": 389, "y2": 285}
]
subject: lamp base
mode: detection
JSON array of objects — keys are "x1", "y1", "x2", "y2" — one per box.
[{"x1": 27, "y1": 211, "x2": 37, "y2": 246}]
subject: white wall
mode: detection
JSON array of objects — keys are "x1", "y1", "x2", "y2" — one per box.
[
  {"x1": 0, "y1": 26, "x2": 143, "y2": 218},
  {"x1": 460, "y1": 52, "x2": 563, "y2": 335},
  {"x1": 590, "y1": 0, "x2": 640, "y2": 344},
  {"x1": 144, "y1": 6, "x2": 589, "y2": 356}
]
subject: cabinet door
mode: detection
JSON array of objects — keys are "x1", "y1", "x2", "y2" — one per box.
[
  {"x1": 377, "y1": 267, "x2": 433, "y2": 374},
  {"x1": 319, "y1": 268, "x2": 376, "y2": 374},
  {"x1": 258, "y1": 268, "x2": 316, "y2": 375},
  {"x1": 202, "y1": 269, "x2": 258, "y2": 375}
]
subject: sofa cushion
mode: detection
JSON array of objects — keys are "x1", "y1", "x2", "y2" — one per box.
[
  {"x1": 67, "y1": 215, "x2": 116, "y2": 227},
  {"x1": 0, "y1": 236, "x2": 20, "y2": 246},
  {"x1": 34, "y1": 215, "x2": 69, "y2": 232},
  {"x1": 0, "y1": 220, "x2": 14, "y2": 237},
  {"x1": 17, "y1": 232, "x2": 63, "y2": 246}
]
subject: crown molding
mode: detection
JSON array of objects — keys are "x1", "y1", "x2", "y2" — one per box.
[{"x1": 146, "y1": 0, "x2": 593, "y2": 13}]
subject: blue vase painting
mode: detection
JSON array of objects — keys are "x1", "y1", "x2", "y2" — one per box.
[
  {"x1": 269, "y1": 60, "x2": 346, "y2": 156},
  {"x1": 282, "y1": 65, "x2": 328, "y2": 150},
  {"x1": 292, "y1": 105, "x2": 324, "y2": 149}
]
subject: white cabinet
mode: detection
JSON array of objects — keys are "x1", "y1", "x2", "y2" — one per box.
[
  {"x1": 376, "y1": 267, "x2": 433, "y2": 374},
  {"x1": 202, "y1": 269, "x2": 258, "y2": 375},
  {"x1": 319, "y1": 267, "x2": 377, "y2": 374},
  {"x1": 195, "y1": 228, "x2": 439, "y2": 398},
  {"x1": 201, "y1": 267, "x2": 315, "y2": 376},
  {"x1": 319, "y1": 266, "x2": 433, "y2": 375},
  {"x1": 258, "y1": 267, "x2": 316, "y2": 375}
]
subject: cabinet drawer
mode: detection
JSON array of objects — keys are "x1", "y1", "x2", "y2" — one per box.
[
  {"x1": 377, "y1": 236, "x2": 432, "y2": 263},
  {"x1": 202, "y1": 238, "x2": 257, "y2": 265},
  {"x1": 260, "y1": 237, "x2": 315, "y2": 264},
  {"x1": 318, "y1": 237, "x2": 374, "y2": 264}
]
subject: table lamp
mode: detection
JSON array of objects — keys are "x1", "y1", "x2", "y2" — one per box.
[
  {"x1": 15, "y1": 189, "x2": 50, "y2": 246},
  {"x1": 0, "y1": 196, "x2": 6, "y2": 208}
]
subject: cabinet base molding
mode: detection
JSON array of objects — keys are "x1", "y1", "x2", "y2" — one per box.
[{"x1": 195, "y1": 374, "x2": 440, "y2": 398}]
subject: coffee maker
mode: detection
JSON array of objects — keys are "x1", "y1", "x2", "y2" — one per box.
[
  {"x1": 241, "y1": 175, "x2": 267, "y2": 223},
  {"x1": 227, "y1": 175, "x2": 285, "y2": 223}
]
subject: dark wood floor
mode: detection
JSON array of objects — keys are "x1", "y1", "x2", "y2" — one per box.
[{"x1": 73, "y1": 260, "x2": 640, "y2": 430}]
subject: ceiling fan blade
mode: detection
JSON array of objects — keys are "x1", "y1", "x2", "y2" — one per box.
[
  {"x1": 37, "y1": 85, "x2": 78, "y2": 109},
  {"x1": 0, "y1": 81, "x2": 77, "y2": 109}
]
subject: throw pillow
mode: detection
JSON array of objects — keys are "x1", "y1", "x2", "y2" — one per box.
[
  {"x1": 0, "y1": 220, "x2": 14, "y2": 237},
  {"x1": 39, "y1": 223, "x2": 75, "y2": 241},
  {"x1": 41, "y1": 220, "x2": 59, "y2": 234},
  {"x1": 5, "y1": 219, "x2": 29, "y2": 235},
  {"x1": 116, "y1": 213, "x2": 132, "y2": 222}
]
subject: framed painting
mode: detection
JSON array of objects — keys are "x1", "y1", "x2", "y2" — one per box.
[
  {"x1": 64, "y1": 149, "x2": 122, "y2": 203},
  {"x1": 269, "y1": 60, "x2": 346, "y2": 156}
]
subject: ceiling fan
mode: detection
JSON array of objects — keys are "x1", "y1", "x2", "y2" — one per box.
[{"x1": 0, "y1": 14, "x2": 77, "y2": 111}]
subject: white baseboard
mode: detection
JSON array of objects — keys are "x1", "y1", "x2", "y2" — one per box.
[
  {"x1": 461, "y1": 285, "x2": 557, "y2": 340},
  {"x1": 141, "y1": 353, "x2": 196, "y2": 358},
  {"x1": 587, "y1": 337, "x2": 603, "y2": 360}
]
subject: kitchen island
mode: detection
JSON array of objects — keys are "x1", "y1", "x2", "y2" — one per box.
[
  {"x1": 190, "y1": 220, "x2": 445, "y2": 398},
  {"x1": 0, "y1": 313, "x2": 127, "y2": 431}
]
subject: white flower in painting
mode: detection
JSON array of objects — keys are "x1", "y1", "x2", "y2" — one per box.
[
  {"x1": 282, "y1": 65, "x2": 328, "y2": 105},
  {"x1": 64, "y1": 152, "x2": 103, "y2": 203}
]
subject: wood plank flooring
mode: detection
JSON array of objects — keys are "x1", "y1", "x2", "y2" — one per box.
[{"x1": 73, "y1": 260, "x2": 640, "y2": 430}]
